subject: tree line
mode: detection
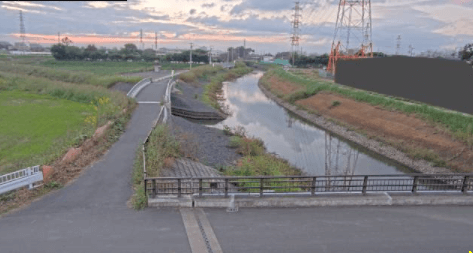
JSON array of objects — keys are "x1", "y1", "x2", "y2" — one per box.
[{"x1": 50, "y1": 39, "x2": 211, "y2": 63}]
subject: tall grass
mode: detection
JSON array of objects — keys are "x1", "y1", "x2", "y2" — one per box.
[
  {"x1": 144, "y1": 124, "x2": 181, "y2": 177},
  {"x1": 224, "y1": 127, "x2": 300, "y2": 176},
  {"x1": 261, "y1": 67, "x2": 473, "y2": 140},
  {"x1": 0, "y1": 61, "x2": 142, "y2": 88}
]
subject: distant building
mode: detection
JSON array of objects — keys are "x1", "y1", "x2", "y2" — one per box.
[
  {"x1": 263, "y1": 56, "x2": 274, "y2": 62},
  {"x1": 29, "y1": 43, "x2": 44, "y2": 52},
  {"x1": 0, "y1": 41, "x2": 12, "y2": 50},
  {"x1": 14, "y1": 42, "x2": 29, "y2": 51}
]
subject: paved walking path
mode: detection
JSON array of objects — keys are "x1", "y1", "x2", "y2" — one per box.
[{"x1": 0, "y1": 78, "x2": 192, "y2": 253}]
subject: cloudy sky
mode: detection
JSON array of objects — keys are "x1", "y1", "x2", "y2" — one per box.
[{"x1": 0, "y1": 0, "x2": 472, "y2": 55}]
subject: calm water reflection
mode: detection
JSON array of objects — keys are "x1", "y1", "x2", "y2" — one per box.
[{"x1": 208, "y1": 71, "x2": 410, "y2": 176}]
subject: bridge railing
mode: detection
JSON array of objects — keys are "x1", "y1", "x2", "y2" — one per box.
[{"x1": 144, "y1": 174, "x2": 473, "y2": 198}]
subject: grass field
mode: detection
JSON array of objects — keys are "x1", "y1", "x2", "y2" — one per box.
[
  {"x1": 39, "y1": 60, "x2": 154, "y2": 75},
  {"x1": 0, "y1": 61, "x2": 142, "y2": 88},
  {"x1": 0, "y1": 90, "x2": 95, "y2": 175},
  {"x1": 159, "y1": 62, "x2": 191, "y2": 70}
]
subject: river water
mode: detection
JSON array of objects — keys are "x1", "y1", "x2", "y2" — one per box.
[{"x1": 206, "y1": 71, "x2": 411, "y2": 176}]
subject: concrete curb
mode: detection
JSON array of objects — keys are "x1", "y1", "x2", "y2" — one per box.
[{"x1": 149, "y1": 192, "x2": 473, "y2": 208}]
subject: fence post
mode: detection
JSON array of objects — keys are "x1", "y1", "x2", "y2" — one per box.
[
  {"x1": 260, "y1": 178, "x2": 264, "y2": 197},
  {"x1": 412, "y1": 176, "x2": 419, "y2": 194},
  {"x1": 199, "y1": 179, "x2": 203, "y2": 197},
  {"x1": 177, "y1": 179, "x2": 182, "y2": 198},
  {"x1": 152, "y1": 179, "x2": 156, "y2": 198},
  {"x1": 225, "y1": 179, "x2": 229, "y2": 198},
  {"x1": 27, "y1": 167, "x2": 33, "y2": 189},
  {"x1": 362, "y1": 176, "x2": 368, "y2": 195},
  {"x1": 461, "y1": 176, "x2": 470, "y2": 194},
  {"x1": 311, "y1": 177, "x2": 316, "y2": 196}
]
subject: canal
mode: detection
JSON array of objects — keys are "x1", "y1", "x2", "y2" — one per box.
[{"x1": 206, "y1": 71, "x2": 411, "y2": 176}]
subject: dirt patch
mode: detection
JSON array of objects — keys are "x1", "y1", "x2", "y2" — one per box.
[
  {"x1": 296, "y1": 92, "x2": 473, "y2": 172},
  {"x1": 110, "y1": 82, "x2": 134, "y2": 94},
  {"x1": 268, "y1": 76, "x2": 305, "y2": 95}
]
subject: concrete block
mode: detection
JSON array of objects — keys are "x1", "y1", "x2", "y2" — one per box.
[
  {"x1": 390, "y1": 193, "x2": 473, "y2": 206},
  {"x1": 148, "y1": 196, "x2": 193, "y2": 208}
]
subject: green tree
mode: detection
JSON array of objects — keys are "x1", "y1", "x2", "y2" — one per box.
[{"x1": 459, "y1": 43, "x2": 473, "y2": 61}]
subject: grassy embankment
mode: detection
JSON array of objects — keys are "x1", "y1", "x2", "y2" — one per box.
[
  {"x1": 0, "y1": 59, "x2": 139, "y2": 175},
  {"x1": 0, "y1": 60, "x2": 142, "y2": 88},
  {"x1": 178, "y1": 62, "x2": 254, "y2": 110},
  {"x1": 0, "y1": 57, "x2": 144, "y2": 213},
  {"x1": 260, "y1": 66, "x2": 473, "y2": 170},
  {"x1": 131, "y1": 124, "x2": 181, "y2": 209},
  {"x1": 39, "y1": 59, "x2": 154, "y2": 75}
]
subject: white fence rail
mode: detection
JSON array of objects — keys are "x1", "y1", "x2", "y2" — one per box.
[
  {"x1": 126, "y1": 78, "x2": 152, "y2": 98},
  {"x1": 0, "y1": 166, "x2": 43, "y2": 195}
]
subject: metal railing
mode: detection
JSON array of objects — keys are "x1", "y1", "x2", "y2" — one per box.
[
  {"x1": 144, "y1": 174, "x2": 473, "y2": 198},
  {"x1": 0, "y1": 165, "x2": 43, "y2": 195}
]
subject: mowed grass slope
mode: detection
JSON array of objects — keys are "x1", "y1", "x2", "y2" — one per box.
[
  {"x1": 0, "y1": 60, "x2": 143, "y2": 88},
  {"x1": 0, "y1": 90, "x2": 95, "y2": 174},
  {"x1": 39, "y1": 60, "x2": 154, "y2": 75}
]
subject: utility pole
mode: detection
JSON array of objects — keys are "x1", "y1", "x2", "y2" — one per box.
[
  {"x1": 58, "y1": 32, "x2": 60, "y2": 44},
  {"x1": 209, "y1": 46, "x2": 212, "y2": 64},
  {"x1": 243, "y1": 39, "x2": 246, "y2": 60},
  {"x1": 155, "y1": 32, "x2": 158, "y2": 51},
  {"x1": 408, "y1": 44, "x2": 414, "y2": 57},
  {"x1": 189, "y1": 43, "x2": 193, "y2": 69},
  {"x1": 231, "y1": 47, "x2": 233, "y2": 61},
  {"x1": 140, "y1": 29, "x2": 143, "y2": 50}
]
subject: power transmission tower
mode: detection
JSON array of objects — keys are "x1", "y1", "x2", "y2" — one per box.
[
  {"x1": 291, "y1": 1, "x2": 301, "y2": 67},
  {"x1": 396, "y1": 35, "x2": 401, "y2": 55},
  {"x1": 408, "y1": 44, "x2": 414, "y2": 57},
  {"x1": 327, "y1": 0, "x2": 373, "y2": 74},
  {"x1": 189, "y1": 43, "x2": 193, "y2": 69},
  {"x1": 19, "y1": 10, "x2": 26, "y2": 53}
]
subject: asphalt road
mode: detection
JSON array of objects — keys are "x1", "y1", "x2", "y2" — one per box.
[
  {"x1": 205, "y1": 205, "x2": 473, "y2": 253},
  {"x1": 0, "y1": 79, "x2": 192, "y2": 253}
]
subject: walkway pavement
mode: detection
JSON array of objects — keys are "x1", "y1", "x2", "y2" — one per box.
[
  {"x1": 0, "y1": 78, "x2": 192, "y2": 253},
  {"x1": 204, "y1": 205, "x2": 473, "y2": 253}
]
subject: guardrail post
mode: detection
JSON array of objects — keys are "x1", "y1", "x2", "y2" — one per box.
[
  {"x1": 225, "y1": 179, "x2": 229, "y2": 198},
  {"x1": 362, "y1": 176, "x2": 368, "y2": 195},
  {"x1": 199, "y1": 179, "x2": 203, "y2": 197},
  {"x1": 177, "y1": 179, "x2": 182, "y2": 198},
  {"x1": 260, "y1": 178, "x2": 264, "y2": 197},
  {"x1": 412, "y1": 176, "x2": 419, "y2": 194},
  {"x1": 461, "y1": 176, "x2": 470, "y2": 194},
  {"x1": 311, "y1": 177, "x2": 316, "y2": 196}
]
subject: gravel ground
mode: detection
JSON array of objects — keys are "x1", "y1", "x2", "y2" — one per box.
[{"x1": 170, "y1": 115, "x2": 240, "y2": 168}]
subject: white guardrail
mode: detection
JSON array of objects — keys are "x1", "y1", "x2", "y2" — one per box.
[
  {"x1": 0, "y1": 166, "x2": 43, "y2": 195},
  {"x1": 127, "y1": 70, "x2": 189, "y2": 99}
]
